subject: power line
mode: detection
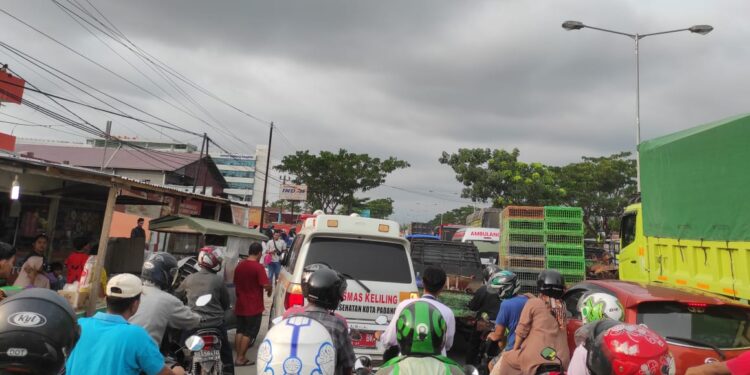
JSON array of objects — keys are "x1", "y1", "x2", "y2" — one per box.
[
  {"x1": 49, "y1": 1, "x2": 261, "y2": 150},
  {"x1": 381, "y1": 184, "x2": 472, "y2": 204},
  {"x1": 0, "y1": 7, "x2": 248, "y2": 151},
  {"x1": 65, "y1": 0, "x2": 273, "y2": 127}
]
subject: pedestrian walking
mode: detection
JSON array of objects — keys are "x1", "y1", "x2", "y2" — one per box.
[
  {"x1": 233, "y1": 242, "x2": 271, "y2": 366},
  {"x1": 262, "y1": 231, "x2": 287, "y2": 285}
]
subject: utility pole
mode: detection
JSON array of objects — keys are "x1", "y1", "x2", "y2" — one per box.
[
  {"x1": 193, "y1": 133, "x2": 206, "y2": 193},
  {"x1": 201, "y1": 136, "x2": 210, "y2": 195},
  {"x1": 100, "y1": 120, "x2": 112, "y2": 171},
  {"x1": 259, "y1": 122, "x2": 273, "y2": 230}
]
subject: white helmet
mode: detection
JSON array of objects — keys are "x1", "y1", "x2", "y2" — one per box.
[
  {"x1": 578, "y1": 292, "x2": 625, "y2": 324},
  {"x1": 257, "y1": 316, "x2": 336, "y2": 374}
]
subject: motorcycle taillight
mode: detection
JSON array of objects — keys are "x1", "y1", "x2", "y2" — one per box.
[{"x1": 200, "y1": 335, "x2": 220, "y2": 351}]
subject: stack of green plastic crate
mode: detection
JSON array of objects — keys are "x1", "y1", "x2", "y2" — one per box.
[
  {"x1": 501, "y1": 206, "x2": 546, "y2": 295},
  {"x1": 544, "y1": 206, "x2": 585, "y2": 285}
]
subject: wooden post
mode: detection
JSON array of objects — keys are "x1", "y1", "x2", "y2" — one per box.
[
  {"x1": 214, "y1": 203, "x2": 222, "y2": 221},
  {"x1": 85, "y1": 185, "x2": 117, "y2": 316},
  {"x1": 44, "y1": 197, "x2": 60, "y2": 259}
]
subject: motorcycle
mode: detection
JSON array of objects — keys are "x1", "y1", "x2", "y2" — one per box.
[
  {"x1": 537, "y1": 347, "x2": 565, "y2": 375},
  {"x1": 354, "y1": 356, "x2": 373, "y2": 375},
  {"x1": 176, "y1": 294, "x2": 220, "y2": 375}
]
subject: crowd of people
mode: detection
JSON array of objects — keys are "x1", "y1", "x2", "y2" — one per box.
[{"x1": 0, "y1": 232, "x2": 748, "y2": 375}]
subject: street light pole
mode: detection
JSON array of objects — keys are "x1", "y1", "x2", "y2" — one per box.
[{"x1": 562, "y1": 21, "x2": 713, "y2": 192}]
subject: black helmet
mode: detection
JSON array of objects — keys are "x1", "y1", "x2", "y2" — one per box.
[
  {"x1": 141, "y1": 252, "x2": 178, "y2": 290},
  {"x1": 302, "y1": 268, "x2": 347, "y2": 311},
  {"x1": 482, "y1": 264, "x2": 500, "y2": 284},
  {"x1": 302, "y1": 263, "x2": 331, "y2": 285},
  {"x1": 537, "y1": 270, "x2": 565, "y2": 299},
  {"x1": 0, "y1": 289, "x2": 79, "y2": 375},
  {"x1": 396, "y1": 300, "x2": 447, "y2": 356}
]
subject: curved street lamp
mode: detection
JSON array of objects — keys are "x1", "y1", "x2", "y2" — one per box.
[{"x1": 561, "y1": 20, "x2": 713, "y2": 191}]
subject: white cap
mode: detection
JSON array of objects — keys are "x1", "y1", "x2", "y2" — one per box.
[{"x1": 106, "y1": 273, "x2": 143, "y2": 298}]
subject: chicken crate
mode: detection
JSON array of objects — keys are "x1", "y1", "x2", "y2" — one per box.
[
  {"x1": 545, "y1": 244, "x2": 585, "y2": 258},
  {"x1": 543, "y1": 206, "x2": 583, "y2": 222},
  {"x1": 504, "y1": 218, "x2": 545, "y2": 233},
  {"x1": 505, "y1": 232, "x2": 545, "y2": 244},
  {"x1": 544, "y1": 221, "x2": 584, "y2": 234},
  {"x1": 503, "y1": 242, "x2": 546, "y2": 257},
  {"x1": 545, "y1": 233, "x2": 584, "y2": 246},
  {"x1": 546, "y1": 256, "x2": 586, "y2": 275},
  {"x1": 503, "y1": 206, "x2": 545, "y2": 220},
  {"x1": 505, "y1": 256, "x2": 546, "y2": 270}
]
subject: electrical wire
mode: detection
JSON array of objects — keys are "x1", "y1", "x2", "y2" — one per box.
[{"x1": 0, "y1": 7, "x2": 248, "y2": 151}]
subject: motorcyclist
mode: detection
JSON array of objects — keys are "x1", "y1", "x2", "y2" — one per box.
[
  {"x1": 585, "y1": 321, "x2": 675, "y2": 375},
  {"x1": 0, "y1": 288, "x2": 80, "y2": 375},
  {"x1": 567, "y1": 292, "x2": 625, "y2": 375},
  {"x1": 287, "y1": 267, "x2": 355, "y2": 375},
  {"x1": 376, "y1": 300, "x2": 465, "y2": 374},
  {"x1": 175, "y1": 246, "x2": 233, "y2": 374},
  {"x1": 465, "y1": 265, "x2": 502, "y2": 365},
  {"x1": 130, "y1": 252, "x2": 201, "y2": 346},
  {"x1": 492, "y1": 270, "x2": 570, "y2": 375},
  {"x1": 282, "y1": 263, "x2": 348, "y2": 329},
  {"x1": 486, "y1": 270, "x2": 528, "y2": 365},
  {"x1": 257, "y1": 315, "x2": 337, "y2": 373}
]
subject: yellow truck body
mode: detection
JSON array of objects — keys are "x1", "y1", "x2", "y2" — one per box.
[{"x1": 619, "y1": 203, "x2": 750, "y2": 303}]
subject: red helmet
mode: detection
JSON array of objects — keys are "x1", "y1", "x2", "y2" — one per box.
[
  {"x1": 586, "y1": 322, "x2": 675, "y2": 375},
  {"x1": 197, "y1": 246, "x2": 222, "y2": 273}
]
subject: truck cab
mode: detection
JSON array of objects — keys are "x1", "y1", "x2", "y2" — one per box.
[
  {"x1": 618, "y1": 203, "x2": 650, "y2": 283},
  {"x1": 269, "y1": 213, "x2": 419, "y2": 363}
]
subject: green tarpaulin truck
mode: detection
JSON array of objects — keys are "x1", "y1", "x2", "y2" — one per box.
[{"x1": 619, "y1": 114, "x2": 750, "y2": 302}]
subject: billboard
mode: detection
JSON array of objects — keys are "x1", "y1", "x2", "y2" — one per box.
[
  {"x1": 279, "y1": 184, "x2": 308, "y2": 201},
  {"x1": 0, "y1": 72, "x2": 25, "y2": 104}
]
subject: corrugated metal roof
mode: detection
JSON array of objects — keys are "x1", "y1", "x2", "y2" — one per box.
[
  {"x1": 15, "y1": 143, "x2": 200, "y2": 171},
  {"x1": 0, "y1": 151, "x2": 239, "y2": 205}
]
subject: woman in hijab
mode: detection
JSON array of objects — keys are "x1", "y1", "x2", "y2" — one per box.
[{"x1": 492, "y1": 270, "x2": 570, "y2": 375}]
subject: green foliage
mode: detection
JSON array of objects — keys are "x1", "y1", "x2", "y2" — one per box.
[
  {"x1": 438, "y1": 148, "x2": 562, "y2": 207},
  {"x1": 365, "y1": 198, "x2": 395, "y2": 219},
  {"x1": 428, "y1": 205, "x2": 477, "y2": 226},
  {"x1": 554, "y1": 152, "x2": 636, "y2": 236},
  {"x1": 276, "y1": 149, "x2": 409, "y2": 214}
]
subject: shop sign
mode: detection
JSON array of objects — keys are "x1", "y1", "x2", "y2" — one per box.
[
  {"x1": 178, "y1": 199, "x2": 202, "y2": 216},
  {"x1": 279, "y1": 184, "x2": 308, "y2": 201}
]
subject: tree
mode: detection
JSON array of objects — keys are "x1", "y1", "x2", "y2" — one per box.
[
  {"x1": 554, "y1": 152, "x2": 636, "y2": 237},
  {"x1": 439, "y1": 148, "x2": 562, "y2": 207},
  {"x1": 428, "y1": 205, "x2": 477, "y2": 226},
  {"x1": 276, "y1": 149, "x2": 409, "y2": 213},
  {"x1": 365, "y1": 198, "x2": 394, "y2": 219}
]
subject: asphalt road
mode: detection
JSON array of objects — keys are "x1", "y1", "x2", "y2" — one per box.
[{"x1": 232, "y1": 295, "x2": 272, "y2": 375}]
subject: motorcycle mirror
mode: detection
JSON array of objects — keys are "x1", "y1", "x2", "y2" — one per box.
[
  {"x1": 463, "y1": 365, "x2": 479, "y2": 375},
  {"x1": 185, "y1": 335, "x2": 205, "y2": 352},
  {"x1": 196, "y1": 294, "x2": 212, "y2": 307},
  {"x1": 540, "y1": 347, "x2": 558, "y2": 361},
  {"x1": 375, "y1": 315, "x2": 388, "y2": 325}
]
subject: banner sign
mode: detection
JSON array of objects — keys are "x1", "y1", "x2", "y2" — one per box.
[
  {"x1": 279, "y1": 184, "x2": 308, "y2": 201},
  {"x1": 0, "y1": 72, "x2": 25, "y2": 104}
]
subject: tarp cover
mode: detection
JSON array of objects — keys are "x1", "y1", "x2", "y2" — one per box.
[
  {"x1": 639, "y1": 113, "x2": 750, "y2": 241},
  {"x1": 149, "y1": 215, "x2": 268, "y2": 240}
]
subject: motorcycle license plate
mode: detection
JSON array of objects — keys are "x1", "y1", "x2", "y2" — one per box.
[
  {"x1": 351, "y1": 332, "x2": 377, "y2": 348},
  {"x1": 194, "y1": 350, "x2": 221, "y2": 361}
]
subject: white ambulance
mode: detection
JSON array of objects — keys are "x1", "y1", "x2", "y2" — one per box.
[{"x1": 269, "y1": 213, "x2": 419, "y2": 363}]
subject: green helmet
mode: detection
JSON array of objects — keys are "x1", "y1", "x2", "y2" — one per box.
[{"x1": 396, "y1": 301, "x2": 447, "y2": 356}]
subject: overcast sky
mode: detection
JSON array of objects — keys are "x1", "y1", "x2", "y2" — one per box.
[{"x1": 1, "y1": 1, "x2": 747, "y2": 223}]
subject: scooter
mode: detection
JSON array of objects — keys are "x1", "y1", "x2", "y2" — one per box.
[
  {"x1": 184, "y1": 294, "x2": 223, "y2": 375},
  {"x1": 354, "y1": 356, "x2": 373, "y2": 375},
  {"x1": 537, "y1": 347, "x2": 565, "y2": 375}
]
